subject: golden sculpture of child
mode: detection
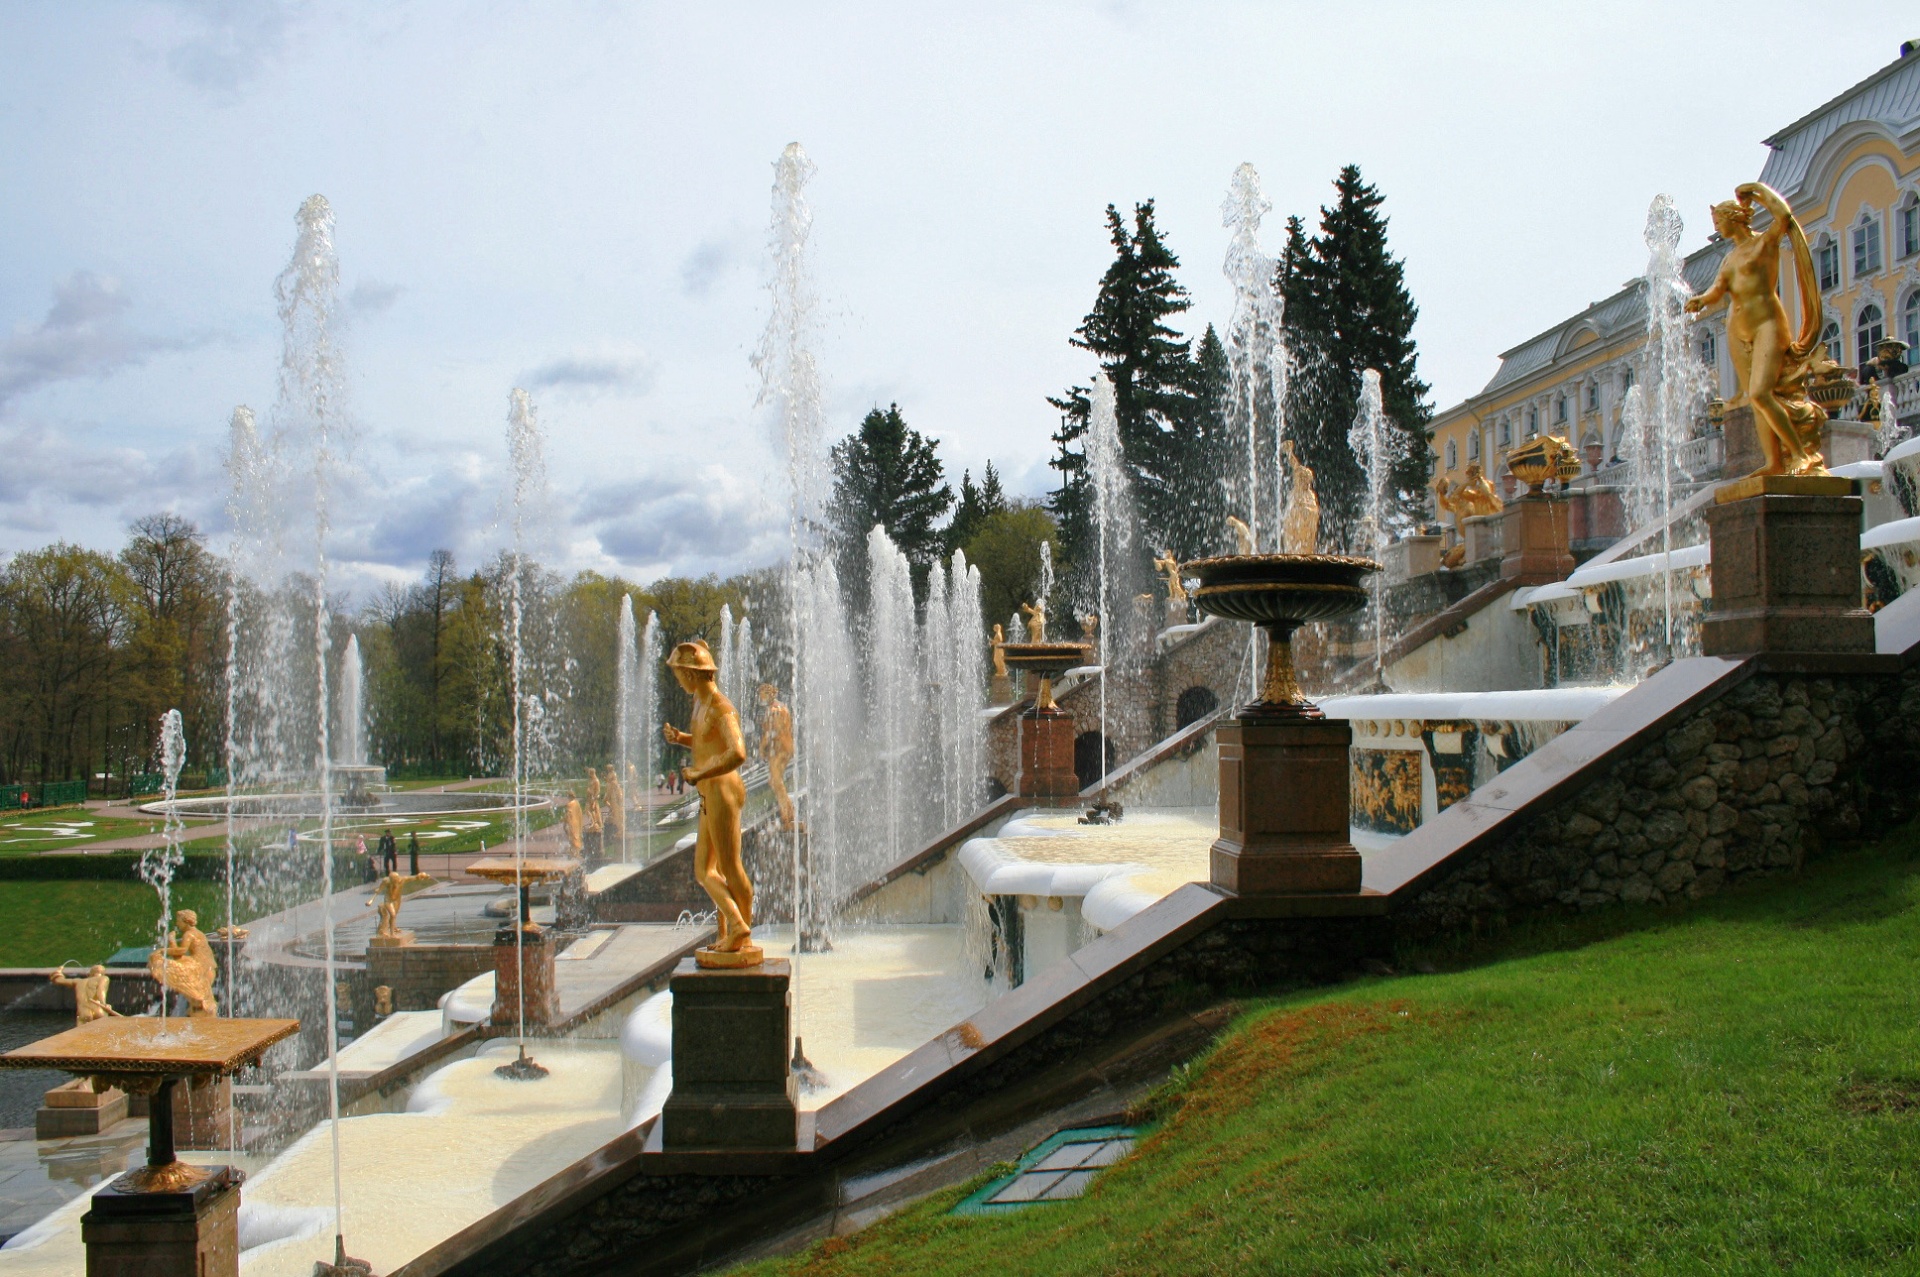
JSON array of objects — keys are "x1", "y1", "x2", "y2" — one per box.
[
  {"x1": 1019, "y1": 600, "x2": 1047, "y2": 643},
  {"x1": 50, "y1": 963, "x2": 122, "y2": 1026},
  {"x1": 603, "y1": 765, "x2": 626, "y2": 843},
  {"x1": 148, "y1": 909, "x2": 218, "y2": 1016},
  {"x1": 663, "y1": 641, "x2": 757, "y2": 966},
  {"x1": 758, "y1": 683, "x2": 798, "y2": 831}
]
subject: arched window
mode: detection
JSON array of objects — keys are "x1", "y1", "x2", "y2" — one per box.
[
  {"x1": 1904, "y1": 290, "x2": 1920, "y2": 353},
  {"x1": 1699, "y1": 330, "x2": 1718, "y2": 369},
  {"x1": 1901, "y1": 194, "x2": 1920, "y2": 260},
  {"x1": 1822, "y1": 321, "x2": 1843, "y2": 363},
  {"x1": 1445, "y1": 438, "x2": 1458, "y2": 470},
  {"x1": 1555, "y1": 396, "x2": 1568, "y2": 424},
  {"x1": 1498, "y1": 417, "x2": 1511, "y2": 447},
  {"x1": 1816, "y1": 234, "x2": 1840, "y2": 291},
  {"x1": 1854, "y1": 210, "x2": 1884, "y2": 278},
  {"x1": 1857, "y1": 304, "x2": 1886, "y2": 366},
  {"x1": 1467, "y1": 429, "x2": 1481, "y2": 462},
  {"x1": 1526, "y1": 408, "x2": 1539, "y2": 438},
  {"x1": 1175, "y1": 686, "x2": 1219, "y2": 729},
  {"x1": 1585, "y1": 382, "x2": 1599, "y2": 413}
]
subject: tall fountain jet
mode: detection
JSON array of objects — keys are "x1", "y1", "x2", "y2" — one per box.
[
  {"x1": 505, "y1": 386, "x2": 554, "y2": 1037},
  {"x1": 1625, "y1": 194, "x2": 1710, "y2": 667},
  {"x1": 1222, "y1": 162, "x2": 1288, "y2": 554},
  {"x1": 1348, "y1": 369, "x2": 1403, "y2": 687},
  {"x1": 1084, "y1": 371, "x2": 1133, "y2": 790},
  {"x1": 338, "y1": 635, "x2": 366, "y2": 767}
]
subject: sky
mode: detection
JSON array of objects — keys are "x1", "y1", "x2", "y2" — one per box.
[{"x1": 1, "y1": 1, "x2": 1914, "y2": 599}]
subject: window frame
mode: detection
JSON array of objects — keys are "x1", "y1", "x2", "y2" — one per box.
[
  {"x1": 1853, "y1": 210, "x2": 1884, "y2": 279},
  {"x1": 1857, "y1": 303, "x2": 1886, "y2": 367},
  {"x1": 1899, "y1": 196, "x2": 1920, "y2": 260},
  {"x1": 1817, "y1": 235, "x2": 1840, "y2": 291}
]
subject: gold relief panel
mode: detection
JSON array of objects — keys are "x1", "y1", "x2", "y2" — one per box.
[{"x1": 1352, "y1": 748, "x2": 1423, "y2": 836}]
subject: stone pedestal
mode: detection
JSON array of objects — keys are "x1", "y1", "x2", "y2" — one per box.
[
  {"x1": 1722, "y1": 404, "x2": 1875, "y2": 476},
  {"x1": 82, "y1": 1166, "x2": 240, "y2": 1277},
  {"x1": 1703, "y1": 477, "x2": 1874, "y2": 655},
  {"x1": 1211, "y1": 716, "x2": 1360, "y2": 895},
  {"x1": 1462, "y1": 513, "x2": 1504, "y2": 565},
  {"x1": 1383, "y1": 534, "x2": 1442, "y2": 583},
  {"x1": 366, "y1": 931, "x2": 415, "y2": 949},
  {"x1": 1018, "y1": 706, "x2": 1078, "y2": 798},
  {"x1": 491, "y1": 925, "x2": 558, "y2": 1027},
  {"x1": 661, "y1": 958, "x2": 797, "y2": 1151},
  {"x1": 37, "y1": 1079, "x2": 126, "y2": 1138},
  {"x1": 989, "y1": 673, "x2": 1013, "y2": 706},
  {"x1": 1500, "y1": 494, "x2": 1575, "y2": 585}
]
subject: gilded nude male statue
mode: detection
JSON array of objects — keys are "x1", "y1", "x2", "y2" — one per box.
[
  {"x1": 50, "y1": 963, "x2": 122, "y2": 1026},
  {"x1": 758, "y1": 682, "x2": 797, "y2": 830},
  {"x1": 663, "y1": 641, "x2": 757, "y2": 966},
  {"x1": 1685, "y1": 181, "x2": 1831, "y2": 476}
]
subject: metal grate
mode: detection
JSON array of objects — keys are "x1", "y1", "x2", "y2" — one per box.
[{"x1": 952, "y1": 1125, "x2": 1137, "y2": 1214}]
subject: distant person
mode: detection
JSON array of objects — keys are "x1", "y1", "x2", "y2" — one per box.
[
  {"x1": 408, "y1": 830, "x2": 421, "y2": 876},
  {"x1": 379, "y1": 829, "x2": 398, "y2": 874},
  {"x1": 357, "y1": 833, "x2": 376, "y2": 883}
]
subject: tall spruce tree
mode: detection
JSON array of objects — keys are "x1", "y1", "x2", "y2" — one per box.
[
  {"x1": 945, "y1": 461, "x2": 1007, "y2": 558},
  {"x1": 1280, "y1": 167, "x2": 1431, "y2": 550},
  {"x1": 827, "y1": 403, "x2": 953, "y2": 608},
  {"x1": 1050, "y1": 202, "x2": 1216, "y2": 576}
]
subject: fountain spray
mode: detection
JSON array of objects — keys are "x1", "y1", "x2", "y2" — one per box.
[
  {"x1": 137, "y1": 710, "x2": 188, "y2": 1029},
  {"x1": 505, "y1": 388, "x2": 547, "y2": 1064},
  {"x1": 1639, "y1": 195, "x2": 1709, "y2": 666},
  {"x1": 1347, "y1": 369, "x2": 1403, "y2": 686},
  {"x1": 617, "y1": 596, "x2": 635, "y2": 864},
  {"x1": 1084, "y1": 371, "x2": 1132, "y2": 790}
]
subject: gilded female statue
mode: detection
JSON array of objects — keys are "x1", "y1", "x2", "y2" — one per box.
[
  {"x1": 1685, "y1": 182, "x2": 1830, "y2": 476},
  {"x1": 1279, "y1": 440, "x2": 1320, "y2": 554},
  {"x1": 148, "y1": 909, "x2": 218, "y2": 1016}
]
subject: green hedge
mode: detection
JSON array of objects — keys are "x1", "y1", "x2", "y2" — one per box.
[{"x1": 0, "y1": 846, "x2": 366, "y2": 885}]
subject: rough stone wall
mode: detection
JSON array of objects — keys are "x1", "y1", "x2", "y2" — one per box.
[
  {"x1": 364, "y1": 944, "x2": 494, "y2": 1014},
  {"x1": 1398, "y1": 669, "x2": 1920, "y2": 936}
]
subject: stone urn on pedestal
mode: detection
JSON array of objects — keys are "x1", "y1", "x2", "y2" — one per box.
[
  {"x1": 1183, "y1": 553, "x2": 1380, "y2": 894},
  {"x1": 1001, "y1": 641, "x2": 1092, "y2": 798}
]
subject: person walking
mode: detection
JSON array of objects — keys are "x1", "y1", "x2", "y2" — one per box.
[
  {"x1": 407, "y1": 830, "x2": 421, "y2": 876},
  {"x1": 380, "y1": 830, "x2": 398, "y2": 874},
  {"x1": 357, "y1": 833, "x2": 376, "y2": 884}
]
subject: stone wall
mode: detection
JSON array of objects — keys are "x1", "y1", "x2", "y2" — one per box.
[
  {"x1": 364, "y1": 944, "x2": 495, "y2": 1014},
  {"x1": 1398, "y1": 667, "x2": 1920, "y2": 935}
]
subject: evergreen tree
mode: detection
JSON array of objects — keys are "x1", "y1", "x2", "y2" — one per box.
[
  {"x1": 1181, "y1": 323, "x2": 1235, "y2": 554},
  {"x1": 945, "y1": 461, "x2": 1008, "y2": 558},
  {"x1": 827, "y1": 403, "x2": 953, "y2": 608},
  {"x1": 1280, "y1": 167, "x2": 1432, "y2": 549},
  {"x1": 1045, "y1": 384, "x2": 1093, "y2": 576}
]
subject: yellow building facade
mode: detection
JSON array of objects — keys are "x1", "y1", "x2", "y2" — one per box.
[{"x1": 1430, "y1": 46, "x2": 1920, "y2": 494}]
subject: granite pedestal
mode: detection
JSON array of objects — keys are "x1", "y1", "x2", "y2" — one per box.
[
  {"x1": 1703, "y1": 476, "x2": 1873, "y2": 656},
  {"x1": 82, "y1": 1163, "x2": 240, "y2": 1277},
  {"x1": 1211, "y1": 715, "x2": 1361, "y2": 895},
  {"x1": 1018, "y1": 706, "x2": 1078, "y2": 798},
  {"x1": 492, "y1": 925, "x2": 558, "y2": 1027},
  {"x1": 37, "y1": 1078, "x2": 127, "y2": 1137},
  {"x1": 1500, "y1": 493, "x2": 1575, "y2": 585},
  {"x1": 661, "y1": 958, "x2": 797, "y2": 1151}
]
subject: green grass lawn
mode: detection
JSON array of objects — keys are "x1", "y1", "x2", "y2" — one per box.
[
  {"x1": 737, "y1": 829, "x2": 1920, "y2": 1276},
  {"x1": 0, "y1": 811, "x2": 209, "y2": 855},
  {"x1": 0, "y1": 880, "x2": 237, "y2": 968}
]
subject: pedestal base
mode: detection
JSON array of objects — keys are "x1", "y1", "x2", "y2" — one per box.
[
  {"x1": 491, "y1": 925, "x2": 558, "y2": 1027},
  {"x1": 1703, "y1": 481, "x2": 1873, "y2": 656},
  {"x1": 1500, "y1": 493, "x2": 1575, "y2": 585},
  {"x1": 989, "y1": 674, "x2": 1013, "y2": 706},
  {"x1": 366, "y1": 931, "x2": 415, "y2": 948},
  {"x1": 1019, "y1": 706, "x2": 1078, "y2": 798},
  {"x1": 38, "y1": 1079, "x2": 127, "y2": 1138},
  {"x1": 661, "y1": 958, "x2": 797, "y2": 1151},
  {"x1": 82, "y1": 1164, "x2": 240, "y2": 1277},
  {"x1": 1211, "y1": 715, "x2": 1360, "y2": 895}
]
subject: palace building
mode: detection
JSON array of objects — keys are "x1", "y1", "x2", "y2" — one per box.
[{"x1": 1428, "y1": 43, "x2": 1920, "y2": 546}]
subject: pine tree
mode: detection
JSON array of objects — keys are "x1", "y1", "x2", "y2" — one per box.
[
  {"x1": 1045, "y1": 385, "x2": 1094, "y2": 575},
  {"x1": 827, "y1": 403, "x2": 953, "y2": 608},
  {"x1": 945, "y1": 462, "x2": 1008, "y2": 558},
  {"x1": 1280, "y1": 167, "x2": 1432, "y2": 549},
  {"x1": 1179, "y1": 323, "x2": 1234, "y2": 555}
]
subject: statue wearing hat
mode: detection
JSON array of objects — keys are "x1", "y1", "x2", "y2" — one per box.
[{"x1": 662, "y1": 639, "x2": 759, "y2": 966}]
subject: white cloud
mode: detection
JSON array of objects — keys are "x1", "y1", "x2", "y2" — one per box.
[{"x1": 0, "y1": 274, "x2": 186, "y2": 411}]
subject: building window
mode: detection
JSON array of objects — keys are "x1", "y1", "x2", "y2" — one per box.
[
  {"x1": 1526, "y1": 408, "x2": 1538, "y2": 438},
  {"x1": 1900, "y1": 197, "x2": 1920, "y2": 260},
  {"x1": 1498, "y1": 418, "x2": 1511, "y2": 447},
  {"x1": 1586, "y1": 383, "x2": 1599, "y2": 413},
  {"x1": 1445, "y1": 438, "x2": 1458, "y2": 470},
  {"x1": 1857, "y1": 304, "x2": 1885, "y2": 366},
  {"x1": 1467, "y1": 429, "x2": 1481, "y2": 462},
  {"x1": 1905, "y1": 290, "x2": 1920, "y2": 353},
  {"x1": 1817, "y1": 235, "x2": 1840, "y2": 291},
  {"x1": 1854, "y1": 212, "x2": 1883, "y2": 278},
  {"x1": 1555, "y1": 396, "x2": 1567, "y2": 424},
  {"x1": 1822, "y1": 321, "x2": 1842, "y2": 363},
  {"x1": 1699, "y1": 330, "x2": 1717, "y2": 369},
  {"x1": 1622, "y1": 366, "x2": 1634, "y2": 390}
]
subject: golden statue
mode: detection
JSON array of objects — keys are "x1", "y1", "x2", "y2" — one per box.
[
  {"x1": 757, "y1": 682, "x2": 797, "y2": 830},
  {"x1": 1279, "y1": 440, "x2": 1320, "y2": 554},
  {"x1": 50, "y1": 963, "x2": 122, "y2": 1026},
  {"x1": 585, "y1": 766, "x2": 603, "y2": 817},
  {"x1": 603, "y1": 765, "x2": 626, "y2": 843},
  {"x1": 1686, "y1": 181, "x2": 1831, "y2": 476},
  {"x1": 371, "y1": 869, "x2": 434, "y2": 943},
  {"x1": 563, "y1": 796, "x2": 584, "y2": 852},
  {"x1": 147, "y1": 910, "x2": 217, "y2": 1017},
  {"x1": 1152, "y1": 549, "x2": 1191, "y2": 602},
  {"x1": 1082, "y1": 612, "x2": 1098, "y2": 641},
  {"x1": 626, "y1": 761, "x2": 642, "y2": 805},
  {"x1": 990, "y1": 624, "x2": 1009, "y2": 678},
  {"x1": 663, "y1": 641, "x2": 757, "y2": 966},
  {"x1": 1225, "y1": 517, "x2": 1254, "y2": 555},
  {"x1": 1019, "y1": 600, "x2": 1047, "y2": 643}
]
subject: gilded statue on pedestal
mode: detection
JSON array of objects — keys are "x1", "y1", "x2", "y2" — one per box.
[
  {"x1": 1433, "y1": 462, "x2": 1505, "y2": 568},
  {"x1": 1019, "y1": 599, "x2": 1048, "y2": 643},
  {"x1": 147, "y1": 910, "x2": 217, "y2": 1016},
  {"x1": 1685, "y1": 181, "x2": 1831, "y2": 476},
  {"x1": 663, "y1": 641, "x2": 758, "y2": 966},
  {"x1": 371, "y1": 870, "x2": 434, "y2": 942},
  {"x1": 990, "y1": 624, "x2": 1008, "y2": 678},
  {"x1": 758, "y1": 683, "x2": 797, "y2": 830},
  {"x1": 50, "y1": 963, "x2": 122, "y2": 1026},
  {"x1": 1280, "y1": 440, "x2": 1320, "y2": 554}
]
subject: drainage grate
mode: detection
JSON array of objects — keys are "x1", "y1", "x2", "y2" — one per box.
[{"x1": 952, "y1": 1125, "x2": 1136, "y2": 1214}]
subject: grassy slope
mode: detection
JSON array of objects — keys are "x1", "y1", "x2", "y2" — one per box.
[
  {"x1": 0, "y1": 880, "x2": 231, "y2": 967},
  {"x1": 738, "y1": 830, "x2": 1920, "y2": 1277}
]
